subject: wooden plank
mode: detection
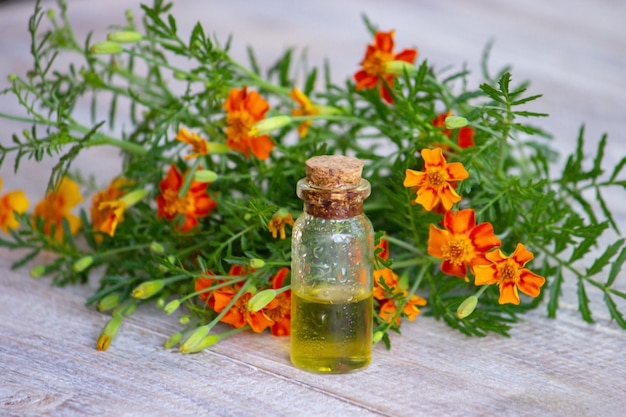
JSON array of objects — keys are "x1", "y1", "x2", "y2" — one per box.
[{"x1": 1, "y1": 0, "x2": 625, "y2": 416}]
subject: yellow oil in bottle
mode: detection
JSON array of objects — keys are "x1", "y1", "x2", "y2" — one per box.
[{"x1": 290, "y1": 286, "x2": 373, "y2": 373}]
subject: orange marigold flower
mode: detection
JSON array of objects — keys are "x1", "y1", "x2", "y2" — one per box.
[
  {"x1": 176, "y1": 127, "x2": 210, "y2": 160},
  {"x1": 223, "y1": 86, "x2": 274, "y2": 160},
  {"x1": 428, "y1": 209, "x2": 501, "y2": 279},
  {"x1": 354, "y1": 30, "x2": 417, "y2": 103},
  {"x1": 373, "y1": 238, "x2": 427, "y2": 325},
  {"x1": 474, "y1": 243, "x2": 546, "y2": 305},
  {"x1": 0, "y1": 178, "x2": 29, "y2": 234},
  {"x1": 403, "y1": 147, "x2": 469, "y2": 211},
  {"x1": 91, "y1": 178, "x2": 133, "y2": 239},
  {"x1": 290, "y1": 87, "x2": 320, "y2": 138},
  {"x1": 266, "y1": 267, "x2": 291, "y2": 336},
  {"x1": 268, "y1": 208, "x2": 295, "y2": 240},
  {"x1": 432, "y1": 111, "x2": 475, "y2": 150},
  {"x1": 374, "y1": 268, "x2": 427, "y2": 325},
  {"x1": 156, "y1": 164, "x2": 217, "y2": 232},
  {"x1": 211, "y1": 266, "x2": 275, "y2": 333},
  {"x1": 32, "y1": 177, "x2": 82, "y2": 241}
]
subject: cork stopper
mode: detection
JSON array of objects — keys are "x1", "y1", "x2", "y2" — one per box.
[
  {"x1": 305, "y1": 155, "x2": 364, "y2": 189},
  {"x1": 298, "y1": 155, "x2": 370, "y2": 219}
]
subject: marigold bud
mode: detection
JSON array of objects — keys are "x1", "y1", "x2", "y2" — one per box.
[
  {"x1": 164, "y1": 299, "x2": 181, "y2": 315},
  {"x1": 131, "y1": 280, "x2": 165, "y2": 299},
  {"x1": 96, "y1": 314, "x2": 122, "y2": 351},
  {"x1": 372, "y1": 331, "x2": 384, "y2": 344},
  {"x1": 444, "y1": 116, "x2": 468, "y2": 129},
  {"x1": 248, "y1": 115, "x2": 291, "y2": 137},
  {"x1": 7, "y1": 74, "x2": 17, "y2": 83},
  {"x1": 194, "y1": 169, "x2": 219, "y2": 183},
  {"x1": 247, "y1": 289, "x2": 276, "y2": 312},
  {"x1": 164, "y1": 332, "x2": 183, "y2": 349},
  {"x1": 179, "y1": 315, "x2": 190, "y2": 325},
  {"x1": 120, "y1": 188, "x2": 147, "y2": 207},
  {"x1": 249, "y1": 258, "x2": 265, "y2": 269},
  {"x1": 112, "y1": 302, "x2": 136, "y2": 317},
  {"x1": 174, "y1": 70, "x2": 190, "y2": 80},
  {"x1": 179, "y1": 325, "x2": 210, "y2": 354},
  {"x1": 90, "y1": 41, "x2": 123, "y2": 55},
  {"x1": 73, "y1": 256, "x2": 94, "y2": 272},
  {"x1": 98, "y1": 294, "x2": 120, "y2": 312},
  {"x1": 149, "y1": 241, "x2": 165, "y2": 254},
  {"x1": 107, "y1": 31, "x2": 142, "y2": 44},
  {"x1": 457, "y1": 295, "x2": 478, "y2": 319},
  {"x1": 29, "y1": 265, "x2": 46, "y2": 278},
  {"x1": 183, "y1": 334, "x2": 220, "y2": 353},
  {"x1": 384, "y1": 60, "x2": 416, "y2": 75},
  {"x1": 46, "y1": 9, "x2": 55, "y2": 19}
]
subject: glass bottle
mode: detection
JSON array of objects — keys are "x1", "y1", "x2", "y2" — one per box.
[{"x1": 290, "y1": 155, "x2": 374, "y2": 373}]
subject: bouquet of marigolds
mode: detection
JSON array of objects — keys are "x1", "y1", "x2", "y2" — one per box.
[{"x1": 1, "y1": 0, "x2": 625, "y2": 353}]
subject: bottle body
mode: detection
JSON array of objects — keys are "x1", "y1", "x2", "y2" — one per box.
[{"x1": 290, "y1": 209, "x2": 374, "y2": 373}]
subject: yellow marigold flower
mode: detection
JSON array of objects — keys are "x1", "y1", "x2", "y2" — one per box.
[
  {"x1": 291, "y1": 87, "x2": 320, "y2": 138},
  {"x1": 473, "y1": 243, "x2": 546, "y2": 305},
  {"x1": 268, "y1": 208, "x2": 295, "y2": 239},
  {"x1": 175, "y1": 127, "x2": 229, "y2": 160},
  {"x1": 0, "y1": 178, "x2": 29, "y2": 234},
  {"x1": 91, "y1": 179, "x2": 146, "y2": 239},
  {"x1": 33, "y1": 177, "x2": 82, "y2": 241},
  {"x1": 403, "y1": 147, "x2": 469, "y2": 211}
]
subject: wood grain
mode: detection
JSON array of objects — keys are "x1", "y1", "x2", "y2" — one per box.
[{"x1": 1, "y1": 0, "x2": 625, "y2": 416}]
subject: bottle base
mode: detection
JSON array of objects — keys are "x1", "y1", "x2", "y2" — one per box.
[{"x1": 290, "y1": 355, "x2": 371, "y2": 374}]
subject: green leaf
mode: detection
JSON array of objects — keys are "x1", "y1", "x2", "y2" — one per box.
[
  {"x1": 609, "y1": 156, "x2": 626, "y2": 182},
  {"x1": 304, "y1": 68, "x2": 317, "y2": 95},
  {"x1": 246, "y1": 46, "x2": 260, "y2": 75},
  {"x1": 604, "y1": 293, "x2": 626, "y2": 329},
  {"x1": 547, "y1": 268, "x2": 563, "y2": 318},
  {"x1": 577, "y1": 280, "x2": 593, "y2": 323},
  {"x1": 510, "y1": 94, "x2": 543, "y2": 106},
  {"x1": 569, "y1": 236, "x2": 597, "y2": 263},
  {"x1": 479, "y1": 82, "x2": 505, "y2": 104},
  {"x1": 586, "y1": 238, "x2": 624, "y2": 276},
  {"x1": 591, "y1": 133, "x2": 607, "y2": 180},
  {"x1": 606, "y1": 247, "x2": 626, "y2": 287},
  {"x1": 498, "y1": 72, "x2": 511, "y2": 100}
]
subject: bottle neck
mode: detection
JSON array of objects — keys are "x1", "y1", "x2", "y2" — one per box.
[{"x1": 297, "y1": 178, "x2": 370, "y2": 220}]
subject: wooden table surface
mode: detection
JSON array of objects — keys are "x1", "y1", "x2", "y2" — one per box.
[{"x1": 1, "y1": 0, "x2": 625, "y2": 416}]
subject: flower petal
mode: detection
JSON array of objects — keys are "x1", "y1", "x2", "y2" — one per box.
[
  {"x1": 421, "y1": 147, "x2": 446, "y2": 169},
  {"x1": 511, "y1": 243, "x2": 534, "y2": 267},
  {"x1": 438, "y1": 184, "x2": 462, "y2": 211},
  {"x1": 394, "y1": 48, "x2": 417, "y2": 63},
  {"x1": 473, "y1": 264, "x2": 499, "y2": 286},
  {"x1": 244, "y1": 90, "x2": 270, "y2": 120},
  {"x1": 427, "y1": 224, "x2": 450, "y2": 258},
  {"x1": 498, "y1": 280, "x2": 520, "y2": 305},
  {"x1": 444, "y1": 209, "x2": 475, "y2": 235},
  {"x1": 374, "y1": 30, "x2": 395, "y2": 53},
  {"x1": 517, "y1": 269, "x2": 546, "y2": 298},
  {"x1": 415, "y1": 185, "x2": 439, "y2": 211},
  {"x1": 444, "y1": 162, "x2": 469, "y2": 181},
  {"x1": 469, "y1": 222, "x2": 501, "y2": 252},
  {"x1": 5, "y1": 190, "x2": 29, "y2": 213},
  {"x1": 403, "y1": 169, "x2": 426, "y2": 188},
  {"x1": 249, "y1": 134, "x2": 274, "y2": 160},
  {"x1": 441, "y1": 260, "x2": 467, "y2": 279}
]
